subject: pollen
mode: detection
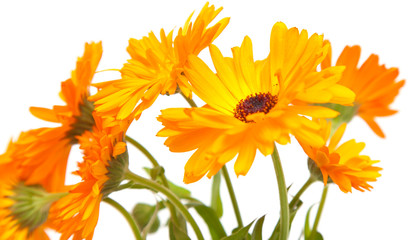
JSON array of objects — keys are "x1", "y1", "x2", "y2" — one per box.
[{"x1": 234, "y1": 92, "x2": 278, "y2": 123}]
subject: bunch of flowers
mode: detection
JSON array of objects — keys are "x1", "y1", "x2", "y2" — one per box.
[{"x1": 0, "y1": 2, "x2": 404, "y2": 240}]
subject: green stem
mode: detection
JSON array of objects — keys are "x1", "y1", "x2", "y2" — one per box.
[
  {"x1": 310, "y1": 185, "x2": 329, "y2": 239},
  {"x1": 125, "y1": 170, "x2": 204, "y2": 240},
  {"x1": 289, "y1": 177, "x2": 315, "y2": 211},
  {"x1": 125, "y1": 135, "x2": 179, "y2": 225},
  {"x1": 125, "y1": 135, "x2": 170, "y2": 188},
  {"x1": 221, "y1": 166, "x2": 244, "y2": 228},
  {"x1": 271, "y1": 144, "x2": 289, "y2": 240},
  {"x1": 270, "y1": 176, "x2": 316, "y2": 240},
  {"x1": 103, "y1": 197, "x2": 143, "y2": 240},
  {"x1": 180, "y1": 92, "x2": 197, "y2": 108}
]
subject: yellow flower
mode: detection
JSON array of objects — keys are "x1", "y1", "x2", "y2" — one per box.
[
  {"x1": 299, "y1": 120, "x2": 382, "y2": 193},
  {"x1": 12, "y1": 42, "x2": 103, "y2": 191},
  {"x1": 322, "y1": 43, "x2": 405, "y2": 137},
  {"x1": 157, "y1": 22, "x2": 355, "y2": 183},
  {"x1": 49, "y1": 115, "x2": 128, "y2": 240},
  {"x1": 89, "y1": 2, "x2": 229, "y2": 120}
]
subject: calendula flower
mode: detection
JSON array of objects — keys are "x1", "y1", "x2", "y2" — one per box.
[
  {"x1": 157, "y1": 22, "x2": 355, "y2": 183},
  {"x1": 49, "y1": 115, "x2": 128, "y2": 240},
  {"x1": 8, "y1": 128, "x2": 72, "y2": 192},
  {"x1": 299, "y1": 119, "x2": 382, "y2": 193},
  {"x1": 13, "y1": 42, "x2": 103, "y2": 191},
  {"x1": 89, "y1": 2, "x2": 230, "y2": 120},
  {"x1": 0, "y1": 143, "x2": 67, "y2": 240},
  {"x1": 321, "y1": 43, "x2": 405, "y2": 137}
]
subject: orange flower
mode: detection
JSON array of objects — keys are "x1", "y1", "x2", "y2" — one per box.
[
  {"x1": 0, "y1": 142, "x2": 65, "y2": 240},
  {"x1": 89, "y1": 2, "x2": 230, "y2": 120},
  {"x1": 49, "y1": 115, "x2": 128, "y2": 240},
  {"x1": 157, "y1": 22, "x2": 355, "y2": 183},
  {"x1": 11, "y1": 42, "x2": 103, "y2": 191},
  {"x1": 299, "y1": 120, "x2": 382, "y2": 193},
  {"x1": 322, "y1": 43, "x2": 405, "y2": 137}
]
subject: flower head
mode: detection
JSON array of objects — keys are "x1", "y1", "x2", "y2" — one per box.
[
  {"x1": 89, "y1": 2, "x2": 229, "y2": 120},
  {"x1": 0, "y1": 143, "x2": 66, "y2": 240},
  {"x1": 322, "y1": 43, "x2": 405, "y2": 137},
  {"x1": 30, "y1": 42, "x2": 102, "y2": 143},
  {"x1": 49, "y1": 115, "x2": 128, "y2": 240},
  {"x1": 12, "y1": 42, "x2": 103, "y2": 191},
  {"x1": 299, "y1": 119, "x2": 382, "y2": 193},
  {"x1": 157, "y1": 22, "x2": 355, "y2": 183}
]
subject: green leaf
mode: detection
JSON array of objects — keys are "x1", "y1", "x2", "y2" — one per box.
[
  {"x1": 132, "y1": 203, "x2": 161, "y2": 233},
  {"x1": 169, "y1": 213, "x2": 190, "y2": 240},
  {"x1": 211, "y1": 171, "x2": 223, "y2": 218},
  {"x1": 190, "y1": 203, "x2": 227, "y2": 240},
  {"x1": 221, "y1": 220, "x2": 254, "y2": 240},
  {"x1": 251, "y1": 215, "x2": 265, "y2": 240},
  {"x1": 168, "y1": 181, "x2": 191, "y2": 199},
  {"x1": 304, "y1": 204, "x2": 317, "y2": 239}
]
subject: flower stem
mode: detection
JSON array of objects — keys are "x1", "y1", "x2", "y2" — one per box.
[
  {"x1": 270, "y1": 176, "x2": 315, "y2": 240},
  {"x1": 180, "y1": 92, "x2": 197, "y2": 108},
  {"x1": 289, "y1": 177, "x2": 315, "y2": 211},
  {"x1": 310, "y1": 185, "x2": 329, "y2": 239},
  {"x1": 271, "y1": 144, "x2": 290, "y2": 240},
  {"x1": 103, "y1": 197, "x2": 143, "y2": 240},
  {"x1": 125, "y1": 170, "x2": 204, "y2": 240},
  {"x1": 125, "y1": 135, "x2": 170, "y2": 188},
  {"x1": 221, "y1": 166, "x2": 244, "y2": 228}
]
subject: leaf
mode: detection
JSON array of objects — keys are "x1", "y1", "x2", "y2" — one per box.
[
  {"x1": 190, "y1": 203, "x2": 227, "y2": 240},
  {"x1": 221, "y1": 220, "x2": 254, "y2": 240},
  {"x1": 251, "y1": 215, "x2": 266, "y2": 240},
  {"x1": 287, "y1": 183, "x2": 293, "y2": 192},
  {"x1": 168, "y1": 181, "x2": 192, "y2": 199},
  {"x1": 304, "y1": 204, "x2": 313, "y2": 238},
  {"x1": 132, "y1": 203, "x2": 161, "y2": 233},
  {"x1": 169, "y1": 213, "x2": 190, "y2": 240},
  {"x1": 211, "y1": 171, "x2": 223, "y2": 218}
]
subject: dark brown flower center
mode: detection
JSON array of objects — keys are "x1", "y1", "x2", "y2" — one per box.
[{"x1": 233, "y1": 92, "x2": 278, "y2": 123}]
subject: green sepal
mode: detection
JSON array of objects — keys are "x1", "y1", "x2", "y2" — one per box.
[
  {"x1": 314, "y1": 102, "x2": 359, "y2": 133},
  {"x1": 308, "y1": 158, "x2": 333, "y2": 184},
  {"x1": 102, "y1": 150, "x2": 129, "y2": 197}
]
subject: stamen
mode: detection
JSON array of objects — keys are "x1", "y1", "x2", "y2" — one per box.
[{"x1": 233, "y1": 92, "x2": 278, "y2": 123}]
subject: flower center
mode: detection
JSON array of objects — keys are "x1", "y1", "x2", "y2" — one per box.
[{"x1": 233, "y1": 92, "x2": 278, "y2": 123}]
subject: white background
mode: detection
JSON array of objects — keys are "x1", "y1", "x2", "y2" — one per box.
[{"x1": 1, "y1": 0, "x2": 407, "y2": 239}]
